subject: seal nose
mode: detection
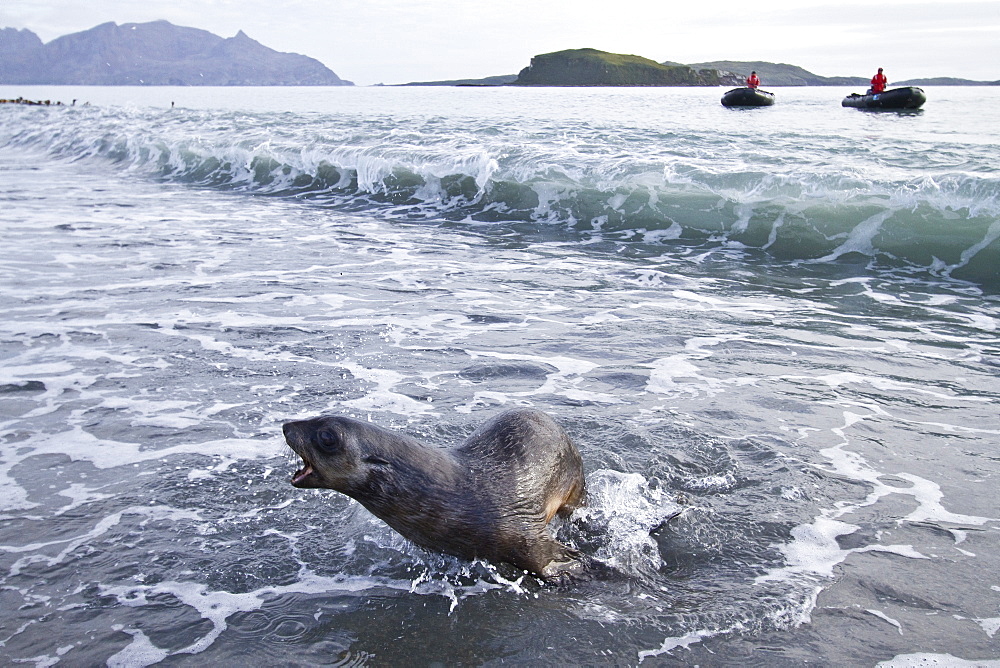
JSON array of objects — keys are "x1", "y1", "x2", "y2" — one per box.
[{"x1": 282, "y1": 422, "x2": 294, "y2": 439}]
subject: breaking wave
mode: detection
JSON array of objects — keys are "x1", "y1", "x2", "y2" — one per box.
[{"x1": 2, "y1": 102, "x2": 997, "y2": 287}]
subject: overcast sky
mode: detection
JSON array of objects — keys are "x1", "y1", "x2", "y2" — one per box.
[{"x1": 2, "y1": 0, "x2": 998, "y2": 85}]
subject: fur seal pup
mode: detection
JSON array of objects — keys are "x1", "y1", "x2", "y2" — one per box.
[{"x1": 283, "y1": 407, "x2": 586, "y2": 580}]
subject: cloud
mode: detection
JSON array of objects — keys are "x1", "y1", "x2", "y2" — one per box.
[{"x1": 2, "y1": 0, "x2": 998, "y2": 84}]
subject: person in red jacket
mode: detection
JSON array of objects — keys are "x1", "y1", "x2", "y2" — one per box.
[
  {"x1": 746, "y1": 71, "x2": 760, "y2": 89},
  {"x1": 870, "y1": 67, "x2": 887, "y2": 94}
]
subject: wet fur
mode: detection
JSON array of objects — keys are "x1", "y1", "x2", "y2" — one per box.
[{"x1": 283, "y1": 408, "x2": 586, "y2": 580}]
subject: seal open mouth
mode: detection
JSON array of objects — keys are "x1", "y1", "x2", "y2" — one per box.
[
  {"x1": 291, "y1": 459, "x2": 313, "y2": 486},
  {"x1": 291, "y1": 455, "x2": 317, "y2": 487},
  {"x1": 284, "y1": 422, "x2": 321, "y2": 488}
]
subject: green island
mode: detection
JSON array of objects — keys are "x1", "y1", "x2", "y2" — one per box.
[{"x1": 510, "y1": 48, "x2": 732, "y2": 87}]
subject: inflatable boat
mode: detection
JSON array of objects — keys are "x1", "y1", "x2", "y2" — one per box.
[
  {"x1": 842, "y1": 86, "x2": 926, "y2": 110},
  {"x1": 721, "y1": 87, "x2": 775, "y2": 107}
]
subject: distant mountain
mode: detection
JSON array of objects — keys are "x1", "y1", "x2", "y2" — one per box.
[
  {"x1": 0, "y1": 21, "x2": 351, "y2": 86},
  {"x1": 895, "y1": 77, "x2": 1000, "y2": 86},
  {"x1": 685, "y1": 61, "x2": 866, "y2": 86},
  {"x1": 697, "y1": 63, "x2": 1000, "y2": 87},
  {"x1": 511, "y1": 49, "x2": 739, "y2": 87},
  {"x1": 1, "y1": 28, "x2": 44, "y2": 75}
]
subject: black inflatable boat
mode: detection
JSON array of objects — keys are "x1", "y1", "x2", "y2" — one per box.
[
  {"x1": 721, "y1": 87, "x2": 775, "y2": 107},
  {"x1": 842, "y1": 86, "x2": 926, "y2": 110}
]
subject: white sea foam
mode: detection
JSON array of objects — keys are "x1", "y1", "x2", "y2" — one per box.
[
  {"x1": 646, "y1": 355, "x2": 711, "y2": 396},
  {"x1": 337, "y1": 359, "x2": 438, "y2": 417},
  {"x1": 807, "y1": 371, "x2": 991, "y2": 403},
  {"x1": 0, "y1": 427, "x2": 278, "y2": 512},
  {"x1": 866, "y1": 608, "x2": 904, "y2": 634},
  {"x1": 644, "y1": 333, "x2": 759, "y2": 398},
  {"x1": 756, "y1": 516, "x2": 928, "y2": 584},
  {"x1": 975, "y1": 617, "x2": 1000, "y2": 638},
  {"x1": 877, "y1": 653, "x2": 1000, "y2": 667},
  {"x1": 894, "y1": 473, "x2": 993, "y2": 526},
  {"x1": 2, "y1": 506, "x2": 202, "y2": 576},
  {"x1": 105, "y1": 628, "x2": 170, "y2": 668},
  {"x1": 15, "y1": 428, "x2": 276, "y2": 472},
  {"x1": 811, "y1": 210, "x2": 893, "y2": 263},
  {"x1": 454, "y1": 349, "x2": 619, "y2": 411},
  {"x1": 99, "y1": 564, "x2": 517, "y2": 659},
  {"x1": 670, "y1": 289, "x2": 786, "y2": 313},
  {"x1": 574, "y1": 469, "x2": 683, "y2": 575},
  {"x1": 637, "y1": 627, "x2": 719, "y2": 662},
  {"x1": 756, "y1": 405, "x2": 996, "y2": 634},
  {"x1": 54, "y1": 483, "x2": 115, "y2": 516}
]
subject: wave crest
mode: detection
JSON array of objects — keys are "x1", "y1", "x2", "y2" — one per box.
[{"x1": 2, "y1": 104, "x2": 997, "y2": 287}]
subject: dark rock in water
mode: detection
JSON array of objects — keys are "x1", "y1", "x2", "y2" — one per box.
[
  {"x1": 512, "y1": 48, "x2": 729, "y2": 87},
  {"x1": 0, "y1": 21, "x2": 352, "y2": 86}
]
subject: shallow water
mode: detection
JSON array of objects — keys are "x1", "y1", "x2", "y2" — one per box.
[{"x1": 1, "y1": 85, "x2": 998, "y2": 666}]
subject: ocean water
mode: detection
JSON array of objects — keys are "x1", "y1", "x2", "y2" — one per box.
[{"x1": 0, "y1": 85, "x2": 998, "y2": 667}]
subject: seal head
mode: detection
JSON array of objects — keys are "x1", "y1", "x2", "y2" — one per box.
[{"x1": 283, "y1": 416, "x2": 397, "y2": 492}]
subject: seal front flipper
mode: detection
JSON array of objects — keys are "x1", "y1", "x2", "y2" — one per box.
[
  {"x1": 539, "y1": 550, "x2": 587, "y2": 584},
  {"x1": 515, "y1": 537, "x2": 587, "y2": 584}
]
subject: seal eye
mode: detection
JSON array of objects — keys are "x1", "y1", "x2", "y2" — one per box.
[{"x1": 316, "y1": 429, "x2": 340, "y2": 452}]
